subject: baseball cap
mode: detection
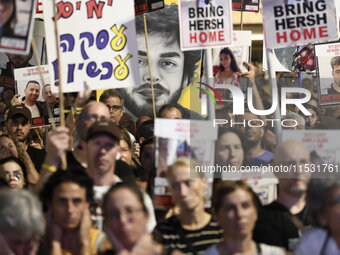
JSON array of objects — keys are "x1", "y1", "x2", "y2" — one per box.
[
  {"x1": 7, "y1": 105, "x2": 32, "y2": 122},
  {"x1": 86, "y1": 120, "x2": 121, "y2": 142}
]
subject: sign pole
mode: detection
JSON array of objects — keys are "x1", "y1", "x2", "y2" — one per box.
[
  {"x1": 204, "y1": 48, "x2": 215, "y2": 120},
  {"x1": 266, "y1": 48, "x2": 282, "y2": 144},
  {"x1": 52, "y1": 0, "x2": 67, "y2": 170}
]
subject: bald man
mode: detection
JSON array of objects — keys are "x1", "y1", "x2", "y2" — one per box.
[{"x1": 254, "y1": 140, "x2": 312, "y2": 252}]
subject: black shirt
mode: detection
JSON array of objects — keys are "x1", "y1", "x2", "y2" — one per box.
[
  {"x1": 253, "y1": 201, "x2": 311, "y2": 252},
  {"x1": 27, "y1": 146, "x2": 46, "y2": 173}
]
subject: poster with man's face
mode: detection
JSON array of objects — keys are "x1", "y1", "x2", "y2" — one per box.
[
  {"x1": 317, "y1": 56, "x2": 340, "y2": 106},
  {"x1": 0, "y1": 0, "x2": 37, "y2": 54},
  {"x1": 116, "y1": 4, "x2": 202, "y2": 119},
  {"x1": 14, "y1": 65, "x2": 59, "y2": 127},
  {"x1": 315, "y1": 43, "x2": 340, "y2": 106}
]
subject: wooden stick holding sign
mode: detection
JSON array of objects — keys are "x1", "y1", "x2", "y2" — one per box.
[
  {"x1": 143, "y1": 15, "x2": 157, "y2": 119},
  {"x1": 52, "y1": 0, "x2": 67, "y2": 170}
]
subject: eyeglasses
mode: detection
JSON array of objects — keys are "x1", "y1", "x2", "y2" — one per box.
[
  {"x1": 80, "y1": 114, "x2": 109, "y2": 122},
  {"x1": 106, "y1": 105, "x2": 123, "y2": 111},
  {"x1": 107, "y1": 207, "x2": 144, "y2": 220}
]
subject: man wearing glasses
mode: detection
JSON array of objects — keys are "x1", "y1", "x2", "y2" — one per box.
[{"x1": 99, "y1": 89, "x2": 124, "y2": 125}]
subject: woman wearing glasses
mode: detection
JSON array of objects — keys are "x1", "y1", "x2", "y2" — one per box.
[
  {"x1": 100, "y1": 182, "x2": 182, "y2": 254},
  {"x1": 0, "y1": 156, "x2": 28, "y2": 189}
]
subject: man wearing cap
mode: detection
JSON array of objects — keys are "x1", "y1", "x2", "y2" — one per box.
[
  {"x1": 5, "y1": 104, "x2": 46, "y2": 172},
  {"x1": 38, "y1": 119, "x2": 156, "y2": 231},
  {"x1": 84, "y1": 120, "x2": 156, "y2": 231}
]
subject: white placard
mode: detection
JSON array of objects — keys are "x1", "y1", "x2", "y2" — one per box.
[
  {"x1": 43, "y1": 0, "x2": 140, "y2": 93},
  {"x1": 263, "y1": 0, "x2": 339, "y2": 49},
  {"x1": 178, "y1": 0, "x2": 233, "y2": 50}
]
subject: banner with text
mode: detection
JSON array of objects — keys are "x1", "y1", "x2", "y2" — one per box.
[
  {"x1": 179, "y1": 0, "x2": 233, "y2": 50},
  {"x1": 263, "y1": 0, "x2": 339, "y2": 49},
  {"x1": 43, "y1": 0, "x2": 140, "y2": 93}
]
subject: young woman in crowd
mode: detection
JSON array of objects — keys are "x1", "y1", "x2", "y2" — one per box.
[
  {"x1": 0, "y1": 156, "x2": 28, "y2": 189},
  {"x1": 101, "y1": 182, "x2": 182, "y2": 254},
  {"x1": 215, "y1": 47, "x2": 241, "y2": 86},
  {"x1": 204, "y1": 180, "x2": 287, "y2": 255},
  {"x1": 215, "y1": 128, "x2": 247, "y2": 171}
]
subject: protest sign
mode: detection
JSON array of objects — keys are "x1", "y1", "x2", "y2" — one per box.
[
  {"x1": 263, "y1": 0, "x2": 339, "y2": 49},
  {"x1": 135, "y1": 0, "x2": 164, "y2": 15},
  {"x1": 232, "y1": 0, "x2": 259, "y2": 12},
  {"x1": 15, "y1": 65, "x2": 59, "y2": 127},
  {"x1": 43, "y1": 0, "x2": 140, "y2": 93},
  {"x1": 178, "y1": 0, "x2": 233, "y2": 50},
  {"x1": 154, "y1": 119, "x2": 217, "y2": 209},
  {"x1": 36, "y1": 0, "x2": 44, "y2": 19},
  {"x1": 0, "y1": 20, "x2": 46, "y2": 89},
  {"x1": 315, "y1": 43, "x2": 340, "y2": 106},
  {"x1": 0, "y1": 0, "x2": 36, "y2": 54},
  {"x1": 282, "y1": 130, "x2": 340, "y2": 164}
]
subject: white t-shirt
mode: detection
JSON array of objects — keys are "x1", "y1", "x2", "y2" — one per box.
[
  {"x1": 25, "y1": 103, "x2": 40, "y2": 118},
  {"x1": 203, "y1": 243, "x2": 286, "y2": 255}
]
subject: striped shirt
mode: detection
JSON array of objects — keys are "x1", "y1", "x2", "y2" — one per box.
[{"x1": 155, "y1": 215, "x2": 223, "y2": 255}]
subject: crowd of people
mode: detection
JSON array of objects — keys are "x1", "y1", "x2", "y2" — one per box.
[
  {"x1": 0, "y1": 3, "x2": 339, "y2": 255},
  {"x1": 0, "y1": 76, "x2": 339, "y2": 254}
]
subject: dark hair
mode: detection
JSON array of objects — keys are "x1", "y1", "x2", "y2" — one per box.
[
  {"x1": 157, "y1": 104, "x2": 183, "y2": 118},
  {"x1": 99, "y1": 89, "x2": 123, "y2": 105},
  {"x1": 331, "y1": 56, "x2": 340, "y2": 69},
  {"x1": 138, "y1": 119, "x2": 154, "y2": 141},
  {"x1": 102, "y1": 182, "x2": 148, "y2": 217},
  {"x1": 303, "y1": 103, "x2": 319, "y2": 117},
  {"x1": 0, "y1": 156, "x2": 28, "y2": 189},
  {"x1": 217, "y1": 127, "x2": 247, "y2": 157},
  {"x1": 212, "y1": 180, "x2": 261, "y2": 212},
  {"x1": 140, "y1": 137, "x2": 155, "y2": 159},
  {"x1": 307, "y1": 177, "x2": 340, "y2": 226},
  {"x1": 218, "y1": 47, "x2": 240, "y2": 73},
  {"x1": 135, "y1": 4, "x2": 201, "y2": 86},
  {"x1": 40, "y1": 170, "x2": 94, "y2": 205},
  {"x1": 25, "y1": 80, "x2": 40, "y2": 89}
]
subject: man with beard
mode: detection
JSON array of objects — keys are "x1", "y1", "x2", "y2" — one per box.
[
  {"x1": 117, "y1": 5, "x2": 202, "y2": 120},
  {"x1": 5, "y1": 104, "x2": 46, "y2": 172},
  {"x1": 22, "y1": 80, "x2": 44, "y2": 119},
  {"x1": 253, "y1": 140, "x2": 312, "y2": 252},
  {"x1": 238, "y1": 111, "x2": 273, "y2": 166}
]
